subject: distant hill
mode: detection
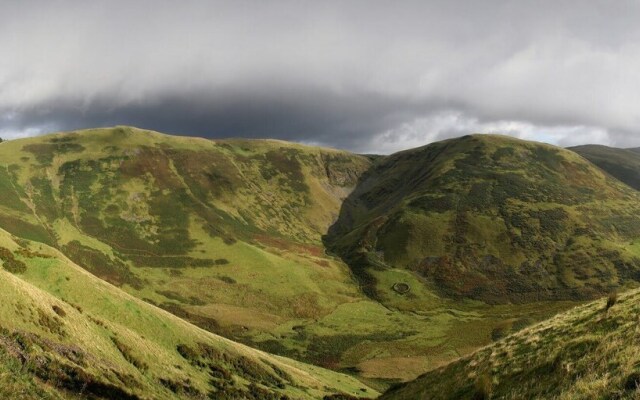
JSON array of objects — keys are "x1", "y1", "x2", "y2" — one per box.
[
  {"x1": 570, "y1": 144, "x2": 640, "y2": 191},
  {"x1": 381, "y1": 288, "x2": 640, "y2": 399},
  {"x1": 327, "y1": 134, "x2": 640, "y2": 304}
]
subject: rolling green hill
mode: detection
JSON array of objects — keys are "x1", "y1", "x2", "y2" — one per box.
[
  {"x1": 570, "y1": 144, "x2": 640, "y2": 191},
  {"x1": 5, "y1": 128, "x2": 640, "y2": 392},
  {"x1": 2, "y1": 126, "x2": 514, "y2": 384},
  {"x1": 0, "y1": 227, "x2": 375, "y2": 399},
  {"x1": 327, "y1": 134, "x2": 640, "y2": 305},
  {"x1": 380, "y1": 288, "x2": 640, "y2": 399},
  {"x1": 0, "y1": 127, "x2": 386, "y2": 367}
]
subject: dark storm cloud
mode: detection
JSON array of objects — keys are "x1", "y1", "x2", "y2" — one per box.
[
  {"x1": 2, "y1": 85, "x2": 448, "y2": 151},
  {"x1": 2, "y1": 0, "x2": 640, "y2": 153}
]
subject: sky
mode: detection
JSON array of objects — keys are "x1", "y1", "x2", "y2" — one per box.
[{"x1": 1, "y1": 0, "x2": 640, "y2": 154}]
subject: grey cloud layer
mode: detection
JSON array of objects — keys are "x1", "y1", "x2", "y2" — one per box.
[{"x1": 2, "y1": 0, "x2": 640, "y2": 152}]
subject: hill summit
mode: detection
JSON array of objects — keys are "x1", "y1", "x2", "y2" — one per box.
[{"x1": 327, "y1": 134, "x2": 640, "y2": 304}]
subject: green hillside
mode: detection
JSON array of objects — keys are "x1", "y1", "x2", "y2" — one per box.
[
  {"x1": 5, "y1": 128, "x2": 640, "y2": 390},
  {"x1": 0, "y1": 127, "x2": 387, "y2": 370},
  {"x1": 1, "y1": 126, "x2": 515, "y2": 384},
  {"x1": 381, "y1": 288, "x2": 640, "y2": 399},
  {"x1": 327, "y1": 134, "x2": 640, "y2": 306},
  {"x1": 0, "y1": 227, "x2": 375, "y2": 399},
  {"x1": 570, "y1": 144, "x2": 640, "y2": 191}
]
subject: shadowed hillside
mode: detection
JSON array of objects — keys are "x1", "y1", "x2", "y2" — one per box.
[
  {"x1": 571, "y1": 144, "x2": 640, "y2": 191},
  {"x1": 327, "y1": 134, "x2": 640, "y2": 305}
]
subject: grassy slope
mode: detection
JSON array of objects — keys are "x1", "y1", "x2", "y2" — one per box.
[
  {"x1": 0, "y1": 128, "x2": 605, "y2": 386},
  {"x1": 0, "y1": 127, "x2": 394, "y2": 373},
  {"x1": 0, "y1": 350, "x2": 67, "y2": 400},
  {"x1": 4, "y1": 128, "x2": 638, "y2": 388},
  {"x1": 570, "y1": 144, "x2": 640, "y2": 191},
  {"x1": 0, "y1": 227, "x2": 376, "y2": 399},
  {"x1": 381, "y1": 288, "x2": 640, "y2": 399},
  {"x1": 328, "y1": 134, "x2": 640, "y2": 305}
]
